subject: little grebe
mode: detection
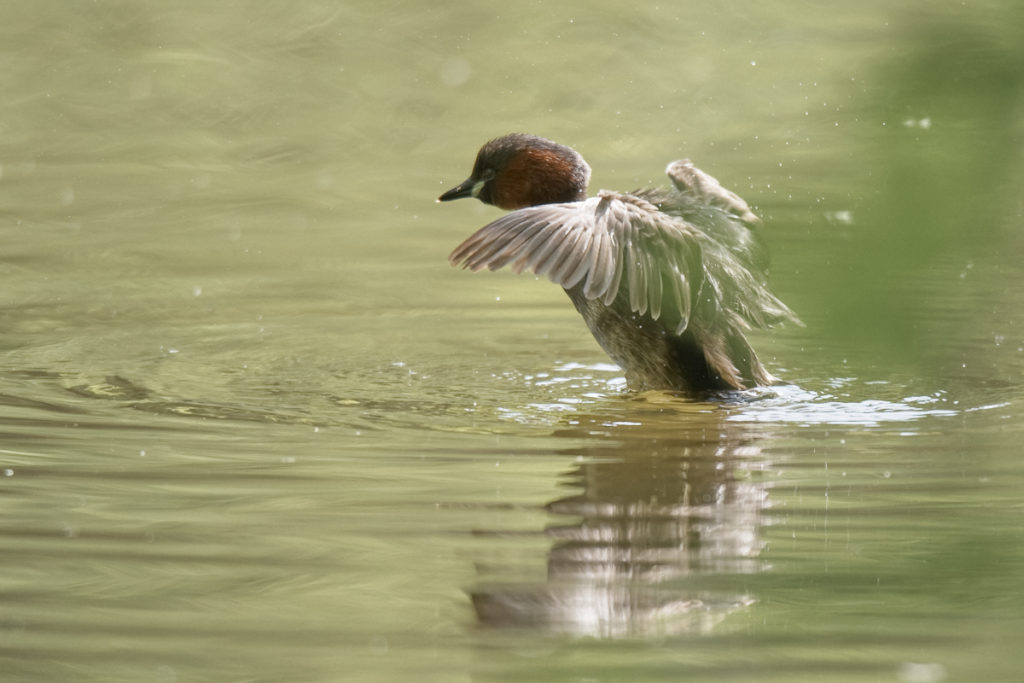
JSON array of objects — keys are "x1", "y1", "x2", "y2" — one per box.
[{"x1": 439, "y1": 133, "x2": 799, "y2": 393}]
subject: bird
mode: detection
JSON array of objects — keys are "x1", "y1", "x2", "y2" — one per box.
[{"x1": 438, "y1": 133, "x2": 799, "y2": 394}]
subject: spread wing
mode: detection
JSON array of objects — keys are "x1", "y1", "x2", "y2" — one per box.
[
  {"x1": 664, "y1": 159, "x2": 760, "y2": 226},
  {"x1": 449, "y1": 191, "x2": 702, "y2": 334}
]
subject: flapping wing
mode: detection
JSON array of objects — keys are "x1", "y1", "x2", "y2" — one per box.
[
  {"x1": 665, "y1": 159, "x2": 760, "y2": 226},
  {"x1": 449, "y1": 191, "x2": 702, "y2": 334}
]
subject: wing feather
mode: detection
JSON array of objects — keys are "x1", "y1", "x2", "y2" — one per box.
[
  {"x1": 647, "y1": 243, "x2": 664, "y2": 320},
  {"x1": 509, "y1": 220, "x2": 558, "y2": 273},
  {"x1": 449, "y1": 193, "x2": 701, "y2": 333},
  {"x1": 550, "y1": 220, "x2": 593, "y2": 288},
  {"x1": 583, "y1": 219, "x2": 613, "y2": 300},
  {"x1": 480, "y1": 219, "x2": 551, "y2": 272},
  {"x1": 528, "y1": 221, "x2": 575, "y2": 276}
]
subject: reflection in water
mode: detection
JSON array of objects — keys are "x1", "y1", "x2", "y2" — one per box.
[{"x1": 471, "y1": 402, "x2": 770, "y2": 637}]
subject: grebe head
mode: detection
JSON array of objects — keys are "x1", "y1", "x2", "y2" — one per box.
[{"x1": 438, "y1": 133, "x2": 591, "y2": 210}]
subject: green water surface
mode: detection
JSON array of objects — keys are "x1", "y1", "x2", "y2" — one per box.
[{"x1": 1, "y1": 2, "x2": 1022, "y2": 681}]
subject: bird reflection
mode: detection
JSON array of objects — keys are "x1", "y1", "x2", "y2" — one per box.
[{"x1": 470, "y1": 400, "x2": 770, "y2": 637}]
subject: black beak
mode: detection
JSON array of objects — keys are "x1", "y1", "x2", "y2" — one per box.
[{"x1": 437, "y1": 177, "x2": 476, "y2": 202}]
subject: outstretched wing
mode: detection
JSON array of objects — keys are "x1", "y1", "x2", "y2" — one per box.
[
  {"x1": 664, "y1": 159, "x2": 760, "y2": 227},
  {"x1": 449, "y1": 191, "x2": 703, "y2": 334}
]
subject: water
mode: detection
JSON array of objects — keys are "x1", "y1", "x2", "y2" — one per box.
[{"x1": 2, "y1": 2, "x2": 1023, "y2": 681}]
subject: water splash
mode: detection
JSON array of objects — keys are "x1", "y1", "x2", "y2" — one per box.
[{"x1": 726, "y1": 383, "x2": 959, "y2": 426}]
